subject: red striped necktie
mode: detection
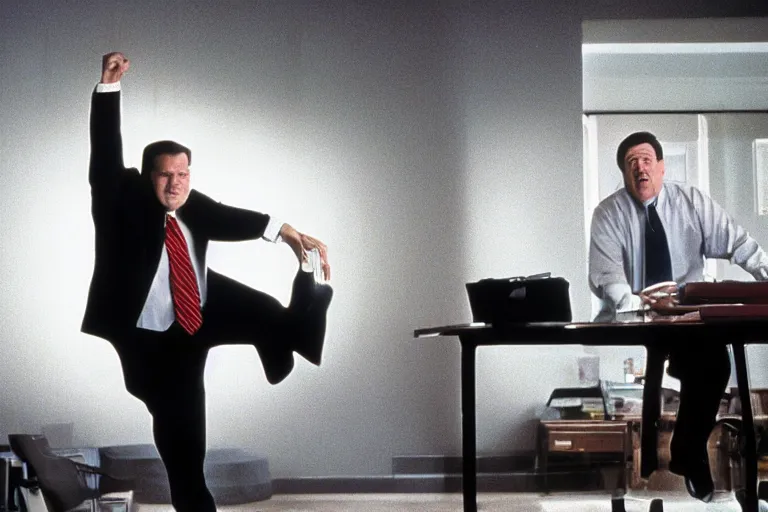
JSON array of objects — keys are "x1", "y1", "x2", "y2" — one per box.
[{"x1": 165, "y1": 215, "x2": 203, "y2": 335}]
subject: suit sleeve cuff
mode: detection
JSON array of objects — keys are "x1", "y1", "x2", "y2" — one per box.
[
  {"x1": 96, "y1": 82, "x2": 121, "y2": 93},
  {"x1": 620, "y1": 294, "x2": 643, "y2": 313},
  {"x1": 603, "y1": 283, "x2": 643, "y2": 313},
  {"x1": 262, "y1": 216, "x2": 283, "y2": 243}
]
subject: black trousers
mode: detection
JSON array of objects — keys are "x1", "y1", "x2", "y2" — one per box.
[
  {"x1": 111, "y1": 270, "x2": 296, "y2": 512},
  {"x1": 641, "y1": 342, "x2": 731, "y2": 477}
]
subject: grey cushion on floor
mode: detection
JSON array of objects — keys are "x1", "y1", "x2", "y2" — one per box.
[
  {"x1": 98, "y1": 444, "x2": 272, "y2": 505},
  {"x1": 98, "y1": 444, "x2": 170, "y2": 503},
  {"x1": 205, "y1": 448, "x2": 272, "y2": 505}
]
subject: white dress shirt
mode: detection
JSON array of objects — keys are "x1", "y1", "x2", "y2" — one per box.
[
  {"x1": 95, "y1": 82, "x2": 283, "y2": 331},
  {"x1": 589, "y1": 182, "x2": 768, "y2": 321},
  {"x1": 136, "y1": 212, "x2": 282, "y2": 331}
]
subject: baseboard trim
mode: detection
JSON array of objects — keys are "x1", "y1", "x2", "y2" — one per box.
[
  {"x1": 392, "y1": 452, "x2": 537, "y2": 475},
  {"x1": 272, "y1": 453, "x2": 615, "y2": 494}
]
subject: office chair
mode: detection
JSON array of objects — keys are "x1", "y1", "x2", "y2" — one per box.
[{"x1": 8, "y1": 434, "x2": 134, "y2": 512}]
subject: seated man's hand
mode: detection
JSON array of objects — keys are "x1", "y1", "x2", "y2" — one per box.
[
  {"x1": 640, "y1": 281, "x2": 679, "y2": 311},
  {"x1": 279, "y1": 223, "x2": 331, "y2": 281}
]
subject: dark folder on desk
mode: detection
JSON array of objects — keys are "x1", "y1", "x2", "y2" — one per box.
[
  {"x1": 678, "y1": 281, "x2": 768, "y2": 305},
  {"x1": 465, "y1": 273, "x2": 572, "y2": 324}
]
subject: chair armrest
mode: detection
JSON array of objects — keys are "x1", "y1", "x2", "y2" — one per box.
[
  {"x1": 18, "y1": 477, "x2": 40, "y2": 489},
  {"x1": 72, "y1": 460, "x2": 108, "y2": 476}
]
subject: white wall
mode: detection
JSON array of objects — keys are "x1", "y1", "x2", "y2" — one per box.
[
  {"x1": 707, "y1": 113, "x2": 768, "y2": 387},
  {"x1": 1, "y1": 0, "x2": 767, "y2": 478}
]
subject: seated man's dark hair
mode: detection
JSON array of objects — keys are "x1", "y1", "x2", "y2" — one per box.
[
  {"x1": 616, "y1": 131, "x2": 663, "y2": 171},
  {"x1": 141, "y1": 140, "x2": 192, "y2": 177}
]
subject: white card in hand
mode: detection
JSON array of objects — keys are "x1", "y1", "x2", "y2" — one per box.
[{"x1": 301, "y1": 248, "x2": 325, "y2": 283}]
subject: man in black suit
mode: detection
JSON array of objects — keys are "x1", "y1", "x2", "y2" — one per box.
[{"x1": 82, "y1": 52, "x2": 332, "y2": 512}]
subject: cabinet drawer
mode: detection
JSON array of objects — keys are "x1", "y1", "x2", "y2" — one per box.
[{"x1": 548, "y1": 431, "x2": 625, "y2": 453}]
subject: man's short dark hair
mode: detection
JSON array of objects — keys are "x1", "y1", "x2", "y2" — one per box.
[
  {"x1": 616, "y1": 131, "x2": 663, "y2": 171},
  {"x1": 141, "y1": 140, "x2": 192, "y2": 177}
]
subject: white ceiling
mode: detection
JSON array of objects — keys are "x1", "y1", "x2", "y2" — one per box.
[
  {"x1": 583, "y1": 42, "x2": 768, "y2": 54},
  {"x1": 582, "y1": 18, "x2": 768, "y2": 111}
]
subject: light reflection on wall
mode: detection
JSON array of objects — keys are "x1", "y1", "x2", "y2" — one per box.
[{"x1": 0, "y1": 1, "x2": 470, "y2": 476}]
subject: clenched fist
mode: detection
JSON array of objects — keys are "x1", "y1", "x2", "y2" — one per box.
[{"x1": 101, "y1": 52, "x2": 130, "y2": 84}]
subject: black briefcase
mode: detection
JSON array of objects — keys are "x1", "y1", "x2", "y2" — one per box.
[{"x1": 465, "y1": 273, "x2": 572, "y2": 324}]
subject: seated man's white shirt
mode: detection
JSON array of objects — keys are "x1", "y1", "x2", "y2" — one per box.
[{"x1": 589, "y1": 182, "x2": 768, "y2": 321}]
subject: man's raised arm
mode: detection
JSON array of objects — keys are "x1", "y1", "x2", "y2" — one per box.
[{"x1": 89, "y1": 52, "x2": 130, "y2": 187}]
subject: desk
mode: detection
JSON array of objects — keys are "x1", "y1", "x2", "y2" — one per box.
[{"x1": 414, "y1": 320, "x2": 768, "y2": 512}]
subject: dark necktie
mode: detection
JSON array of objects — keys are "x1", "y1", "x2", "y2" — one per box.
[
  {"x1": 644, "y1": 203, "x2": 673, "y2": 287},
  {"x1": 165, "y1": 215, "x2": 203, "y2": 334}
]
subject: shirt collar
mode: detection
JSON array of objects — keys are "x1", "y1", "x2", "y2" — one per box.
[
  {"x1": 642, "y1": 183, "x2": 666, "y2": 209},
  {"x1": 164, "y1": 209, "x2": 177, "y2": 226}
]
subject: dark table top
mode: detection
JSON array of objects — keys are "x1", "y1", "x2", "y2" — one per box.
[{"x1": 414, "y1": 319, "x2": 768, "y2": 347}]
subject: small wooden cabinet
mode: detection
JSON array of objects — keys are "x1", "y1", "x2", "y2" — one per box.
[{"x1": 538, "y1": 420, "x2": 632, "y2": 491}]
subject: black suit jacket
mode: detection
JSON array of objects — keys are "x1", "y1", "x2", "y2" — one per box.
[{"x1": 82, "y1": 90, "x2": 272, "y2": 342}]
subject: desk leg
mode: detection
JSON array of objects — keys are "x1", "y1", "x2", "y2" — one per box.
[
  {"x1": 733, "y1": 342, "x2": 758, "y2": 512},
  {"x1": 640, "y1": 345, "x2": 664, "y2": 478},
  {"x1": 461, "y1": 339, "x2": 477, "y2": 512}
]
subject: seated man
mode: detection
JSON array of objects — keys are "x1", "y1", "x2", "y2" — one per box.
[{"x1": 588, "y1": 131, "x2": 768, "y2": 501}]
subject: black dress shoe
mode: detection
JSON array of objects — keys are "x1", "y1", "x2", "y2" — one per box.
[
  {"x1": 683, "y1": 470, "x2": 714, "y2": 503},
  {"x1": 669, "y1": 459, "x2": 714, "y2": 503},
  {"x1": 255, "y1": 344, "x2": 295, "y2": 385},
  {"x1": 289, "y1": 269, "x2": 333, "y2": 366}
]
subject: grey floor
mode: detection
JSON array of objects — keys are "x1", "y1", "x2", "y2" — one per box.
[
  {"x1": 116, "y1": 466, "x2": 763, "y2": 511},
  {"x1": 131, "y1": 492, "x2": 762, "y2": 511}
]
